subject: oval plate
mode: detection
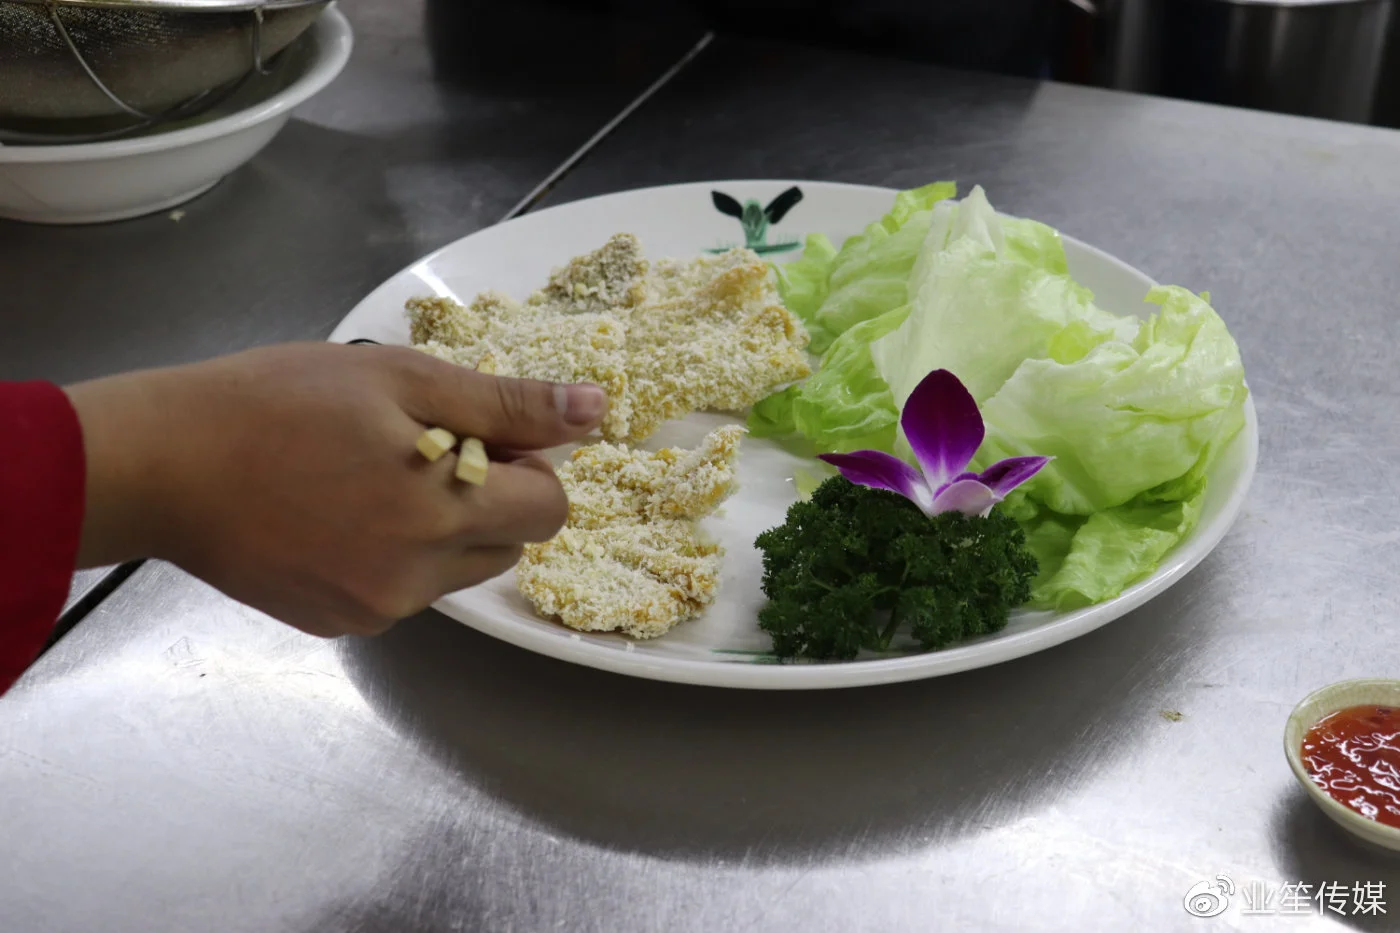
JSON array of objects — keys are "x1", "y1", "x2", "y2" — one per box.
[{"x1": 331, "y1": 180, "x2": 1259, "y2": 689}]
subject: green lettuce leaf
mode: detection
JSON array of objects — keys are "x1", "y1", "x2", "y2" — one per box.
[
  {"x1": 974, "y1": 286, "x2": 1248, "y2": 516},
  {"x1": 913, "y1": 185, "x2": 1072, "y2": 284},
  {"x1": 1011, "y1": 483, "x2": 1205, "y2": 610},
  {"x1": 771, "y1": 233, "x2": 838, "y2": 350},
  {"x1": 871, "y1": 185, "x2": 1131, "y2": 408},
  {"x1": 748, "y1": 304, "x2": 909, "y2": 453},
  {"x1": 772, "y1": 181, "x2": 956, "y2": 354}
]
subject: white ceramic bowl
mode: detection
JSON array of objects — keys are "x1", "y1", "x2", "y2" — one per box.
[
  {"x1": 1284, "y1": 678, "x2": 1400, "y2": 853},
  {"x1": 0, "y1": 5, "x2": 353, "y2": 225}
]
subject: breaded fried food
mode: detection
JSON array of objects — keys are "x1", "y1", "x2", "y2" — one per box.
[
  {"x1": 408, "y1": 291, "x2": 634, "y2": 441},
  {"x1": 621, "y1": 251, "x2": 811, "y2": 443},
  {"x1": 515, "y1": 522, "x2": 722, "y2": 639},
  {"x1": 405, "y1": 233, "x2": 810, "y2": 445},
  {"x1": 557, "y1": 423, "x2": 745, "y2": 528},
  {"x1": 516, "y1": 426, "x2": 744, "y2": 639},
  {"x1": 527, "y1": 232, "x2": 650, "y2": 316}
]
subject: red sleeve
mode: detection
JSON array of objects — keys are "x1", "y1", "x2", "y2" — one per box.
[{"x1": 0, "y1": 382, "x2": 85, "y2": 695}]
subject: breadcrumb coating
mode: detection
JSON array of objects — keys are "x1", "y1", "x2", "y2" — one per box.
[
  {"x1": 621, "y1": 253, "x2": 811, "y2": 442},
  {"x1": 527, "y1": 232, "x2": 650, "y2": 316},
  {"x1": 408, "y1": 291, "x2": 633, "y2": 441},
  {"x1": 405, "y1": 233, "x2": 810, "y2": 445},
  {"x1": 516, "y1": 426, "x2": 744, "y2": 639}
]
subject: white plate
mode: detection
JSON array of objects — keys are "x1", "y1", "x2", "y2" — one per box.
[
  {"x1": 331, "y1": 180, "x2": 1259, "y2": 690},
  {"x1": 0, "y1": 6, "x2": 353, "y2": 225}
]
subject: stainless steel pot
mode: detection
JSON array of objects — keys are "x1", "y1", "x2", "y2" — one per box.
[{"x1": 1073, "y1": 0, "x2": 1393, "y2": 123}]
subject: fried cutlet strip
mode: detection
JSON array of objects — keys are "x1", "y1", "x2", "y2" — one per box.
[
  {"x1": 408, "y1": 290, "x2": 530, "y2": 349},
  {"x1": 408, "y1": 292, "x2": 634, "y2": 441},
  {"x1": 515, "y1": 522, "x2": 722, "y2": 639},
  {"x1": 406, "y1": 236, "x2": 810, "y2": 447},
  {"x1": 622, "y1": 253, "x2": 811, "y2": 442},
  {"x1": 516, "y1": 426, "x2": 744, "y2": 639},
  {"x1": 555, "y1": 424, "x2": 744, "y2": 529},
  {"x1": 640, "y1": 246, "x2": 759, "y2": 305},
  {"x1": 527, "y1": 232, "x2": 650, "y2": 316},
  {"x1": 407, "y1": 291, "x2": 491, "y2": 347}
]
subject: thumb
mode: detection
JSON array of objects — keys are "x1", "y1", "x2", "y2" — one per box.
[{"x1": 404, "y1": 354, "x2": 609, "y2": 449}]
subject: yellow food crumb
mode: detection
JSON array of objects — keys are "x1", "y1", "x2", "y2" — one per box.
[
  {"x1": 455, "y1": 437, "x2": 489, "y2": 485},
  {"x1": 416, "y1": 427, "x2": 457, "y2": 462}
]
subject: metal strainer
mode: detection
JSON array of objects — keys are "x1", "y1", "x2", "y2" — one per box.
[{"x1": 0, "y1": 0, "x2": 330, "y2": 142}]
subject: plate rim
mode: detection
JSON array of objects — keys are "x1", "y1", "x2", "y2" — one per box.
[{"x1": 331, "y1": 178, "x2": 1260, "y2": 690}]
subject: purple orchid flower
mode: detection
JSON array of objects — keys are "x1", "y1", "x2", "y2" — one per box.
[{"x1": 817, "y1": 369, "x2": 1051, "y2": 518}]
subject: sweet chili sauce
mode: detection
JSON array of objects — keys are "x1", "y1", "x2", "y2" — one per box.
[{"x1": 1301, "y1": 705, "x2": 1400, "y2": 829}]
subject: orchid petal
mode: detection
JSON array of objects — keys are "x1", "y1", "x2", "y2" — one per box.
[
  {"x1": 974, "y1": 456, "x2": 1052, "y2": 497},
  {"x1": 942, "y1": 470, "x2": 979, "y2": 489},
  {"x1": 929, "y1": 478, "x2": 1003, "y2": 517},
  {"x1": 901, "y1": 369, "x2": 985, "y2": 487},
  {"x1": 817, "y1": 451, "x2": 931, "y2": 511}
]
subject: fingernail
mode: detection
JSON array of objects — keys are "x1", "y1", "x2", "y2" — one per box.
[{"x1": 556, "y1": 384, "x2": 607, "y2": 425}]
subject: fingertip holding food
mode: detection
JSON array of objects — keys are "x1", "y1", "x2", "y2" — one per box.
[
  {"x1": 556, "y1": 383, "x2": 608, "y2": 426},
  {"x1": 416, "y1": 427, "x2": 457, "y2": 462},
  {"x1": 456, "y1": 437, "x2": 489, "y2": 486}
]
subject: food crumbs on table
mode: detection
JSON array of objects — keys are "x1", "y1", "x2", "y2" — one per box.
[
  {"x1": 168, "y1": 209, "x2": 185, "y2": 222},
  {"x1": 1302, "y1": 704, "x2": 1400, "y2": 829},
  {"x1": 1160, "y1": 709, "x2": 1184, "y2": 722}
]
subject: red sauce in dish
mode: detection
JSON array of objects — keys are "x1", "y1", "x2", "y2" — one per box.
[{"x1": 1302, "y1": 704, "x2": 1400, "y2": 829}]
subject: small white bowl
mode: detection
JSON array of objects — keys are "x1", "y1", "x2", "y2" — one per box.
[
  {"x1": 1284, "y1": 678, "x2": 1400, "y2": 853},
  {"x1": 0, "y1": 5, "x2": 353, "y2": 225}
]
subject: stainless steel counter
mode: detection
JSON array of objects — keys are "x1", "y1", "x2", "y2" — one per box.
[{"x1": 6, "y1": 26, "x2": 1400, "y2": 933}]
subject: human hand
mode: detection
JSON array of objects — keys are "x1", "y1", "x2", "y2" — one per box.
[{"x1": 64, "y1": 342, "x2": 607, "y2": 636}]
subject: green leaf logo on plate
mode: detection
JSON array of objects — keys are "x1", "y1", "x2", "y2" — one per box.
[{"x1": 709, "y1": 186, "x2": 804, "y2": 254}]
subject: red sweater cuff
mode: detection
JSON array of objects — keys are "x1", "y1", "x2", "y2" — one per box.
[{"x1": 0, "y1": 381, "x2": 85, "y2": 695}]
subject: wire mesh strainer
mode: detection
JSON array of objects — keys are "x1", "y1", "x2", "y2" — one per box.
[{"x1": 0, "y1": 0, "x2": 331, "y2": 143}]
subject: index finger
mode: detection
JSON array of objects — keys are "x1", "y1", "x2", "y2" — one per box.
[{"x1": 400, "y1": 352, "x2": 608, "y2": 450}]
